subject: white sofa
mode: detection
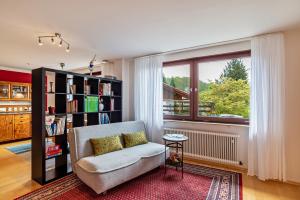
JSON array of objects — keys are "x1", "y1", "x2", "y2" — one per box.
[{"x1": 68, "y1": 120, "x2": 168, "y2": 194}]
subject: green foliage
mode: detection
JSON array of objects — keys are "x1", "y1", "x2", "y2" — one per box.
[
  {"x1": 170, "y1": 77, "x2": 176, "y2": 87},
  {"x1": 163, "y1": 76, "x2": 190, "y2": 92},
  {"x1": 199, "y1": 78, "x2": 250, "y2": 118},
  {"x1": 220, "y1": 59, "x2": 248, "y2": 81},
  {"x1": 198, "y1": 80, "x2": 209, "y2": 92}
]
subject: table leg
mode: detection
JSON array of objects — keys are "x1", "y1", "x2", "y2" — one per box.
[
  {"x1": 176, "y1": 142, "x2": 178, "y2": 171},
  {"x1": 164, "y1": 140, "x2": 166, "y2": 175},
  {"x1": 182, "y1": 141, "x2": 184, "y2": 178}
]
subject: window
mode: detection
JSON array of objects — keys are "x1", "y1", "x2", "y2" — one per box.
[
  {"x1": 163, "y1": 61, "x2": 193, "y2": 120},
  {"x1": 163, "y1": 51, "x2": 251, "y2": 124}
]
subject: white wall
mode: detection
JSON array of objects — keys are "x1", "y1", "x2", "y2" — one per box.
[
  {"x1": 164, "y1": 40, "x2": 250, "y2": 62},
  {"x1": 72, "y1": 61, "x2": 122, "y2": 80},
  {"x1": 0, "y1": 66, "x2": 31, "y2": 73},
  {"x1": 284, "y1": 28, "x2": 300, "y2": 183}
]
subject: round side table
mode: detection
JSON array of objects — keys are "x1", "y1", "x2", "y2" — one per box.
[{"x1": 163, "y1": 134, "x2": 188, "y2": 178}]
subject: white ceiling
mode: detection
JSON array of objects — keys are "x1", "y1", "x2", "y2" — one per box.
[{"x1": 0, "y1": 0, "x2": 300, "y2": 70}]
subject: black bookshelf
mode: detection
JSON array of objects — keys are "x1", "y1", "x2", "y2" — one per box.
[{"x1": 32, "y1": 67, "x2": 122, "y2": 184}]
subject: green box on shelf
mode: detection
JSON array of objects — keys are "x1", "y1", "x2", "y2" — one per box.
[{"x1": 85, "y1": 96, "x2": 99, "y2": 112}]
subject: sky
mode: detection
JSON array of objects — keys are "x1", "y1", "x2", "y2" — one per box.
[{"x1": 163, "y1": 57, "x2": 251, "y2": 82}]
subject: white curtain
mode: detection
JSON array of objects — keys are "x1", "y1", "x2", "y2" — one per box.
[
  {"x1": 248, "y1": 33, "x2": 286, "y2": 181},
  {"x1": 134, "y1": 55, "x2": 163, "y2": 143}
]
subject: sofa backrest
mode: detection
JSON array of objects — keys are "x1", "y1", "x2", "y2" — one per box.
[{"x1": 68, "y1": 120, "x2": 146, "y2": 170}]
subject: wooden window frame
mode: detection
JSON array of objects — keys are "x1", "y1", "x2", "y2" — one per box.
[{"x1": 163, "y1": 50, "x2": 251, "y2": 125}]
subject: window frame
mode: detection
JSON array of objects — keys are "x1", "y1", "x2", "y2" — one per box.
[
  {"x1": 163, "y1": 60, "x2": 194, "y2": 121},
  {"x1": 163, "y1": 50, "x2": 251, "y2": 125}
]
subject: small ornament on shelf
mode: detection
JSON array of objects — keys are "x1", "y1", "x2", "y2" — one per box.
[
  {"x1": 99, "y1": 98, "x2": 104, "y2": 111},
  {"x1": 49, "y1": 82, "x2": 54, "y2": 93},
  {"x1": 48, "y1": 106, "x2": 55, "y2": 115}
]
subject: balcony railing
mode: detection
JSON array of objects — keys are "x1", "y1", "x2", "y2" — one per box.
[{"x1": 163, "y1": 99, "x2": 215, "y2": 116}]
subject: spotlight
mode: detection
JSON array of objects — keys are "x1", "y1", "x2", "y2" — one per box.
[
  {"x1": 59, "y1": 40, "x2": 63, "y2": 47},
  {"x1": 37, "y1": 33, "x2": 70, "y2": 51},
  {"x1": 51, "y1": 37, "x2": 55, "y2": 44},
  {"x1": 38, "y1": 37, "x2": 43, "y2": 46}
]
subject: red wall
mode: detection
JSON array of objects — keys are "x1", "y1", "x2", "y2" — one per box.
[{"x1": 0, "y1": 69, "x2": 31, "y2": 83}]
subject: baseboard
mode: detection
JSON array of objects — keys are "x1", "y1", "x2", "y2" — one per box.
[
  {"x1": 286, "y1": 180, "x2": 300, "y2": 186},
  {"x1": 184, "y1": 157, "x2": 300, "y2": 186},
  {"x1": 183, "y1": 156, "x2": 247, "y2": 173}
]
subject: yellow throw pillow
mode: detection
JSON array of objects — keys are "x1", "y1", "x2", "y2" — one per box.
[
  {"x1": 123, "y1": 131, "x2": 148, "y2": 148},
  {"x1": 90, "y1": 135, "x2": 123, "y2": 156}
]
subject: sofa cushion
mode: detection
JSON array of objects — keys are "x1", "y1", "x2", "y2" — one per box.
[
  {"x1": 123, "y1": 131, "x2": 148, "y2": 148},
  {"x1": 128, "y1": 142, "x2": 166, "y2": 158},
  {"x1": 90, "y1": 135, "x2": 123, "y2": 156},
  {"x1": 76, "y1": 142, "x2": 166, "y2": 174}
]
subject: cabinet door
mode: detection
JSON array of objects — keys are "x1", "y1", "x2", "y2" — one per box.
[
  {"x1": 0, "y1": 83, "x2": 10, "y2": 100},
  {"x1": 0, "y1": 115, "x2": 14, "y2": 141},
  {"x1": 29, "y1": 85, "x2": 32, "y2": 100},
  {"x1": 14, "y1": 114, "x2": 31, "y2": 139},
  {"x1": 10, "y1": 84, "x2": 29, "y2": 100}
]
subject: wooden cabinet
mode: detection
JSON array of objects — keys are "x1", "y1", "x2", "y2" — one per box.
[
  {"x1": 10, "y1": 83, "x2": 30, "y2": 100},
  {"x1": 0, "y1": 115, "x2": 14, "y2": 142},
  {"x1": 0, "y1": 82, "x2": 10, "y2": 100},
  {"x1": 0, "y1": 81, "x2": 31, "y2": 101},
  {"x1": 14, "y1": 114, "x2": 31, "y2": 139}
]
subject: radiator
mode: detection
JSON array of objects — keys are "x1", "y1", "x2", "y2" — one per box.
[{"x1": 164, "y1": 128, "x2": 240, "y2": 165}]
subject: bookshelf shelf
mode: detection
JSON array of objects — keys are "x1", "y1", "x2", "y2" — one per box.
[
  {"x1": 32, "y1": 67, "x2": 122, "y2": 185},
  {"x1": 67, "y1": 93, "x2": 85, "y2": 96}
]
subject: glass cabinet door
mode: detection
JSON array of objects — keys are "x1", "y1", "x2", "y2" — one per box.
[
  {"x1": 29, "y1": 85, "x2": 32, "y2": 100},
  {"x1": 11, "y1": 84, "x2": 29, "y2": 100},
  {"x1": 0, "y1": 83, "x2": 10, "y2": 99}
]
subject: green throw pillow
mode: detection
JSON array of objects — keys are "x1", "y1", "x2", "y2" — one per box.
[
  {"x1": 90, "y1": 135, "x2": 123, "y2": 156},
  {"x1": 123, "y1": 131, "x2": 148, "y2": 148}
]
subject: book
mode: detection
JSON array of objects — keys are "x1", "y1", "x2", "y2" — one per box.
[
  {"x1": 85, "y1": 96, "x2": 99, "y2": 112},
  {"x1": 45, "y1": 116, "x2": 66, "y2": 136},
  {"x1": 99, "y1": 83, "x2": 111, "y2": 96},
  {"x1": 110, "y1": 98, "x2": 114, "y2": 111},
  {"x1": 67, "y1": 100, "x2": 78, "y2": 113},
  {"x1": 99, "y1": 113, "x2": 110, "y2": 124}
]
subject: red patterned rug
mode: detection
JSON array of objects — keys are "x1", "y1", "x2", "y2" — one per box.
[{"x1": 17, "y1": 164, "x2": 242, "y2": 200}]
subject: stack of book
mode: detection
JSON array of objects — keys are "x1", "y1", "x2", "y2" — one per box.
[
  {"x1": 67, "y1": 100, "x2": 78, "y2": 113},
  {"x1": 99, "y1": 113, "x2": 110, "y2": 124},
  {"x1": 99, "y1": 83, "x2": 111, "y2": 96},
  {"x1": 45, "y1": 138, "x2": 62, "y2": 159},
  {"x1": 45, "y1": 116, "x2": 66, "y2": 136},
  {"x1": 110, "y1": 98, "x2": 114, "y2": 111}
]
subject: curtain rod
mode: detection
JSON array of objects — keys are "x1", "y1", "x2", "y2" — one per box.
[{"x1": 135, "y1": 36, "x2": 253, "y2": 59}]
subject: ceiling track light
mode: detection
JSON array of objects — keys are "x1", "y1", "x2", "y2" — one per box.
[
  {"x1": 37, "y1": 32, "x2": 70, "y2": 52},
  {"x1": 59, "y1": 39, "x2": 63, "y2": 47},
  {"x1": 66, "y1": 45, "x2": 70, "y2": 52},
  {"x1": 38, "y1": 37, "x2": 43, "y2": 46}
]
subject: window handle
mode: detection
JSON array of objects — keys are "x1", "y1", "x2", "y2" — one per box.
[{"x1": 190, "y1": 88, "x2": 198, "y2": 92}]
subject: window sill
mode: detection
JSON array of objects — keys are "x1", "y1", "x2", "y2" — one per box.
[{"x1": 163, "y1": 119, "x2": 250, "y2": 128}]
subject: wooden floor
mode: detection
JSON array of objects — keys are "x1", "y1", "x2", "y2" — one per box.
[
  {"x1": 0, "y1": 141, "x2": 299, "y2": 200},
  {"x1": 0, "y1": 140, "x2": 41, "y2": 199}
]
